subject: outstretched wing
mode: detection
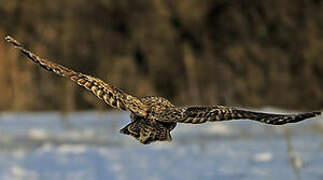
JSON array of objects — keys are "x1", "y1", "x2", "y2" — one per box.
[
  {"x1": 5, "y1": 36, "x2": 148, "y2": 116},
  {"x1": 156, "y1": 106, "x2": 321, "y2": 125}
]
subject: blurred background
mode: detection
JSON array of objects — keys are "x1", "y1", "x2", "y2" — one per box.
[{"x1": 0, "y1": 0, "x2": 323, "y2": 180}]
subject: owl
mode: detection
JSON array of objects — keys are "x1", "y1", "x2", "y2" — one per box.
[{"x1": 5, "y1": 36, "x2": 321, "y2": 144}]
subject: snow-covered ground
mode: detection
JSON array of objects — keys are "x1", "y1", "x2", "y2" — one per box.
[{"x1": 0, "y1": 110, "x2": 322, "y2": 180}]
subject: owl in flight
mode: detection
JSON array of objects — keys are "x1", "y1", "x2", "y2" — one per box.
[{"x1": 5, "y1": 36, "x2": 321, "y2": 144}]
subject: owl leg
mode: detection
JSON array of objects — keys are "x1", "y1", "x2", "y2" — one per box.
[
  {"x1": 119, "y1": 119, "x2": 174, "y2": 144},
  {"x1": 119, "y1": 122, "x2": 140, "y2": 139},
  {"x1": 119, "y1": 121, "x2": 156, "y2": 144},
  {"x1": 139, "y1": 130, "x2": 153, "y2": 144}
]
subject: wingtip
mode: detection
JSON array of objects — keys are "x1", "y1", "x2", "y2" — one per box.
[
  {"x1": 314, "y1": 111, "x2": 321, "y2": 116},
  {"x1": 4, "y1": 35, "x2": 12, "y2": 42},
  {"x1": 4, "y1": 35, "x2": 21, "y2": 47},
  {"x1": 305, "y1": 111, "x2": 321, "y2": 118}
]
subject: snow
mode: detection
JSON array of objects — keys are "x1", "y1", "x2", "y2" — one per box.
[
  {"x1": 253, "y1": 152, "x2": 273, "y2": 162},
  {"x1": 0, "y1": 110, "x2": 322, "y2": 180}
]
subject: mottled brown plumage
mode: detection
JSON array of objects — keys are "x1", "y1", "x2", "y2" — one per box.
[{"x1": 5, "y1": 35, "x2": 321, "y2": 144}]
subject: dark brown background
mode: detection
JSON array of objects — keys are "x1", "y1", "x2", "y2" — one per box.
[{"x1": 0, "y1": 0, "x2": 322, "y2": 111}]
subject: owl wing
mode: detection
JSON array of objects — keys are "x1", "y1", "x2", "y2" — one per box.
[
  {"x1": 156, "y1": 106, "x2": 321, "y2": 125},
  {"x1": 5, "y1": 36, "x2": 148, "y2": 116}
]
